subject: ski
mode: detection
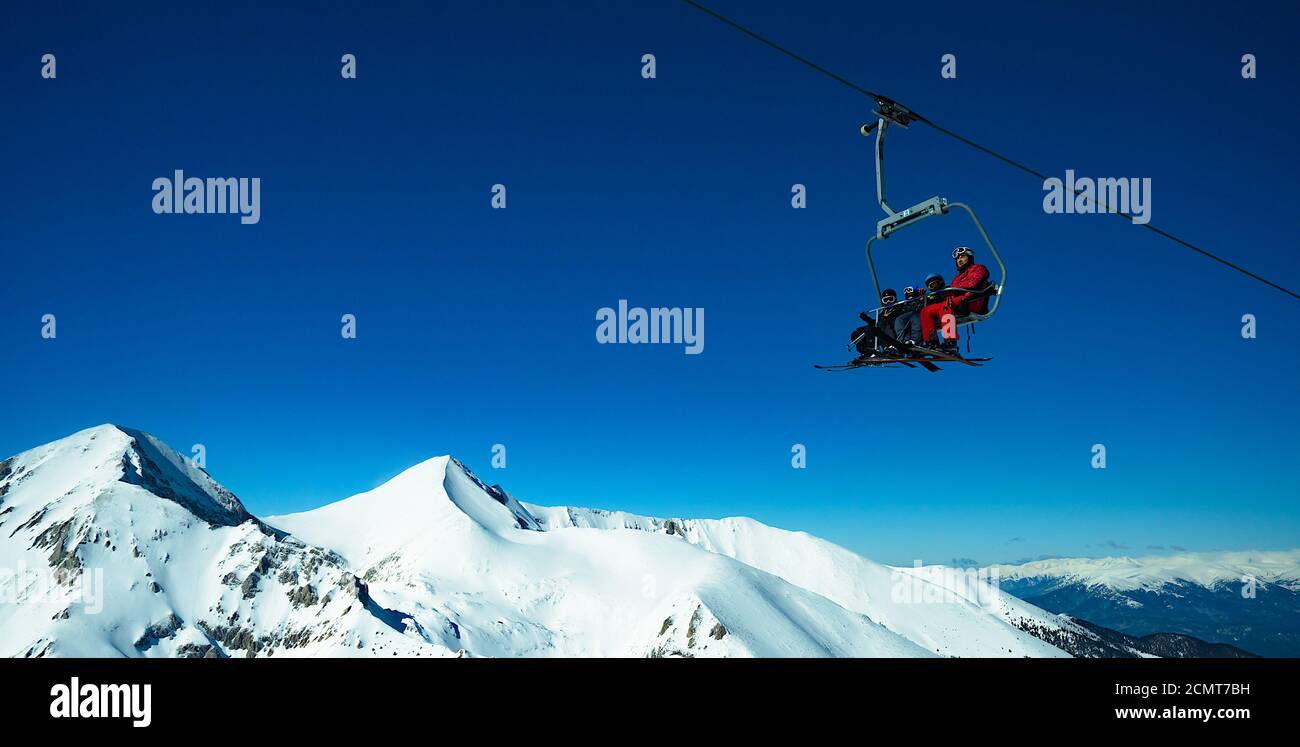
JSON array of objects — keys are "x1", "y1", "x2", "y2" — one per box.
[
  {"x1": 870, "y1": 322, "x2": 988, "y2": 368},
  {"x1": 824, "y1": 317, "x2": 991, "y2": 372},
  {"x1": 815, "y1": 362, "x2": 872, "y2": 371},
  {"x1": 839, "y1": 323, "x2": 934, "y2": 371},
  {"x1": 817, "y1": 363, "x2": 901, "y2": 371},
  {"x1": 814, "y1": 361, "x2": 909, "y2": 371},
  {"x1": 904, "y1": 344, "x2": 984, "y2": 367},
  {"x1": 869, "y1": 357, "x2": 936, "y2": 372},
  {"x1": 815, "y1": 357, "x2": 939, "y2": 372}
]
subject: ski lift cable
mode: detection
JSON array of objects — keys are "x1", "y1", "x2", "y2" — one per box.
[{"x1": 680, "y1": 0, "x2": 1300, "y2": 302}]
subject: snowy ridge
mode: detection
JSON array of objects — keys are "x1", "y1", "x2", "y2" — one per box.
[
  {"x1": 988, "y1": 551, "x2": 1300, "y2": 592},
  {"x1": 525, "y1": 504, "x2": 1071, "y2": 657}
]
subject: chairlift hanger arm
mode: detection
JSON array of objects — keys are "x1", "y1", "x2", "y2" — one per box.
[
  {"x1": 859, "y1": 98, "x2": 920, "y2": 220},
  {"x1": 869, "y1": 118, "x2": 893, "y2": 215}
]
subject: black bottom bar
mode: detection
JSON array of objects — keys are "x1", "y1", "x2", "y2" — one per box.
[{"x1": 4, "y1": 657, "x2": 1289, "y2": 733}]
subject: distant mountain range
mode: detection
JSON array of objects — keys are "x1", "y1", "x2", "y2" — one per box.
[
  {"x1": 0, "y1": 424, "x2": 1269, "y2": 658},
  {"x1": 989, "y1": 552, "x2": 1300, "y2": 657}
]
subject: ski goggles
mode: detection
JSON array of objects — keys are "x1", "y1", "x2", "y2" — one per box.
[
  {"x1": 952, "y1": 246, "x2": 974, "y2": 259},
  {"x1": 903, "y1": 286, "x2": 920, "y2": 296},
  {"x1": 880, "y1": 294, "x2": 898, "y2": 304}
]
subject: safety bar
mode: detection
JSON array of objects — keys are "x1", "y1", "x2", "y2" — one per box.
[{"x1": 860, "y1": 285, "x2": 997, "y2": 316}]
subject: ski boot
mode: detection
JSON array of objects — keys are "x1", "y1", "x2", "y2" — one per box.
[
  {"x1": 850, "y1": 347, "x2": 888, "y2": 365},
  {"x1": 913, "y1": 339, "x2": 942, "y2": 356}
]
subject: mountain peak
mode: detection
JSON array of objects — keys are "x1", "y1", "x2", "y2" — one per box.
[
  {"x1": 267, "y1": 452, "x2": 540, "y2": 568},
  {"x1": 0, "y1": 424, "x2": 252, "y2": 528}
]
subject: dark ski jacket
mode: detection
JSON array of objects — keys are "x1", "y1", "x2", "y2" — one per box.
[
  {"x1": 876, "y1": 304, "x2": 901, "y2": 331},
  {"x1": 950, "y1": 263, "x2": 991, "y2": 314}
]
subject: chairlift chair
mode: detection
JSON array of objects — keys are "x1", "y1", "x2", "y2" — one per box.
[{"x1": 861, "y1": 99, "x2": 1006, "y2": 328}]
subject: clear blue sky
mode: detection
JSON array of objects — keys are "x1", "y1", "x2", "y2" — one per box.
[{"x1": 3, "y1": 1, "x2": 1297, "y2": 566}]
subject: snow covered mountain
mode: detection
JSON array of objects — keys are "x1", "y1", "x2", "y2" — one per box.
[
  {"x1": 991, "y1": 552, "x2": 1300, "y2": 592},
  {"x1": 990, "y1": 552, "x2": 1300, "y2": 657},
  {"x1": 0, "y1": 425, "x2": 438, "y2": 658},
  {"x1": 268, "y1": 456, "x2": 935, "y2": 657},
  {"x1": 0, "y1": 425, "x2": 1237, "y2": 658}
]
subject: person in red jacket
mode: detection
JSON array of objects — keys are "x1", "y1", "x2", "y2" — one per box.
[{"x1": 920, "y1": 246, "x2": 992, "y2": 351}]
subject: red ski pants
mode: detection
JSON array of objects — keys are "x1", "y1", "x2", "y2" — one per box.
[{"x1": 921, "y1": 301, "x2": 959, "y2": 343}]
